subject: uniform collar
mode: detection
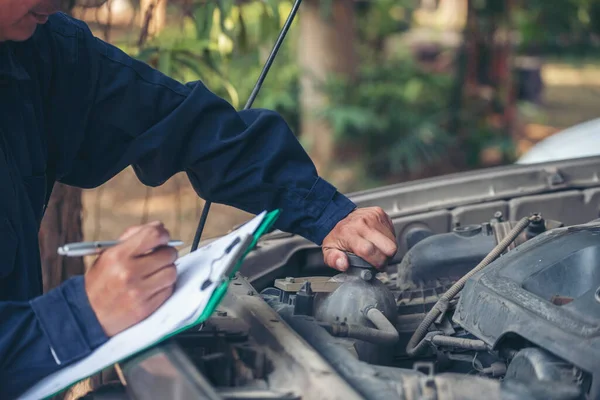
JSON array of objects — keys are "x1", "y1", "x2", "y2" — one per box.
[{"x1": 0, "y1": 42, "x2": 31, "y2": 81}]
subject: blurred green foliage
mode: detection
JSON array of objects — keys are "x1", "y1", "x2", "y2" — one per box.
[
  {"x1": 132, "y1": 0, "x2": 461, "y2": 177},
  {"x1": 121, "y1": 0, "x2": 599, "y2": 184},
  {"x1": 318, "y1": 54, "x2": 455, "y2": 176},
  {"x1": 513, "y1": 0, "x2": 600, "y2": 55},
  {"x1": 133, "y1": 0, "x2": 292, "y2": 110},
  {"x1": 356, "y1": 0, "x2": 417, "y2": 45}
]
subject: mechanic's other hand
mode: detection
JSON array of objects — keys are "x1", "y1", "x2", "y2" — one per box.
[
  {"x1": 322, "y1": 207, "x2": 397, "y2": 271},
  {"x1": 85, "y1": 221, "x2": 178, "y2": 337}
]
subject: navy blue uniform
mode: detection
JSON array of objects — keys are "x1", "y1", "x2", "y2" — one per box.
[{"x1": 0, "y1": 13, "x2": 355, "y2": 398}]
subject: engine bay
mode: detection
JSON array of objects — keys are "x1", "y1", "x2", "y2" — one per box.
[
  {"x1": 255, "y1": 213, "x2": 598, "y2": 400},
  {"x1": 140, "y1": 158, "x2": 600, "y2": 400}
]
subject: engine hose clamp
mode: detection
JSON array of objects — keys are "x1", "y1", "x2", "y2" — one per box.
[{"x1": 409, "y1": 331, "x2": 443, "y2": 357}]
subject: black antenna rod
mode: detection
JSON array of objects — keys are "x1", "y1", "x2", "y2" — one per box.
[{"x1": 191, "y1": 0, "x2": 303, "y2": 251}]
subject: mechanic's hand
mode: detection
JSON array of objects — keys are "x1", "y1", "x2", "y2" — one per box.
[
  {"x1": 322, "y1": 207, "x2": 397, "y2": 271},
  {"x1": 85, "y1": 221, "x2": 178, "y2": 337}
]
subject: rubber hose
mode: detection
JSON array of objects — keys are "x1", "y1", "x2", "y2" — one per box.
[
  {"x1": 405, "y1": 216, "x2": 532, "y2": 357},
  {"x1": 320, "y1": 321, "x2": 399, "y2": 346},
  {"x1": 345, "y1": 324, "x2": 398, "y2": 346},
  {"x1": 430, "y1": 335, "x2": 488, "y2": 351},
  {"x1": 364, "y1": 307, "x2": 399, "y2": 344},
  {"x1": 277, "y1": 306, "x2": 404, "y2": 400}
]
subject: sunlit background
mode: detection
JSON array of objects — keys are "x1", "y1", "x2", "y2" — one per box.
[{"x1": 64, "y1": 0, "x2": 600, "y2": 243}]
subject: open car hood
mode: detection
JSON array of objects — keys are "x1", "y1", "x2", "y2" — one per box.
[{"x1": 113, "y1": 155, "x2": 600, "y2": 400}]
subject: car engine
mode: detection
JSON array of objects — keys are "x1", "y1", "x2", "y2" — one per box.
[
  {"x1": 256, "y1": 212, "x2": 599, "y2": 400},
  {"x1": 113, "y1": 159, "x2": 600, "y2": 400}
]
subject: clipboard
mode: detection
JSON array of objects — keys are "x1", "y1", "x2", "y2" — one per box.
[
  {"x1": 28, "y1": 209, "x2": 281, "y2": 400},
  {"x1": 161, "y1": 208, "x2": 280, "y2": 338}
]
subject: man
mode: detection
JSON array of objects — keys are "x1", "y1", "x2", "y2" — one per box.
[{"x1": 0, "y1": 1, "x2": 398, "y2": 398}]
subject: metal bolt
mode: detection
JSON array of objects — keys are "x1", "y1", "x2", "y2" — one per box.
[
  {"x1": 549, "y1": 171, "x2": 565, "y2": 185},
  {"x1": 247, "y1": 290, "x2": 255, "y2": 296},
  {"x1": 493, "y1": 211, "x2": 503, "y2": 222},
  {"x1": 546, "y1": 168, "x2": 566, "y2": 186},
  {"x1": 530, "y1": 212, "x2": 542, "y2": 222},
  {"x1": 360, "y1": 269, "x2": 373, "y2": 281}
]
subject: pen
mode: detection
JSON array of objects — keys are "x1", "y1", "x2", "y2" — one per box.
[{"x1": 57, "y1": 240, "x2": 185, "y2": 257}]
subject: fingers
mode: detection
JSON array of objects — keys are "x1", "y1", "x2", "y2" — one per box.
[
  {"x1": 323, "y1": 248, "x2": 349, "y2": 272},
  {"x1": 321, "y1": 207, "x2": 398, "y2": 271},
  {"x1": 363, "y1": 229, "x2": 397, "y2": 259},
  {"x1": 145, "y1": 285, "x2": 175, "y2": 315},
  {"x1": 134, "y1": 245, "x2": 178, "y2": 277},
  {"x1": 88, "y1": 221, "x2": 178, "y2": 336},
  {"x1": 119, "y1": 221, "x2": 162, "y2": 240},
  {"x1": 130, "y1": 285, "x2": 175, "y2": 324},
  {"x1": 124, "y1": 222, "x2": 171, "y2": 257},
  {"x1": 324, "y1": 233, "x2": 396, "y2": 270},
  {"x1": 139, "y1": 263, "x2": 177, "y2": 296},
  {"x1": 96, "y1": 221, "x2": 178, "y2": 281},
  {"x1": 370, "y1": 208, "x2": 396, "y2": 241},
  {"x1": 383, "y1": 214, "x2": 395, "y2": 238},
  {"x1": 337, "y1": 210, "x2": 397, "y2": 268},
  {"x1": 344, "y1": 234, "x2": 390, "y2": 268},
  {"x1": 119, "y1": 226, "x2": 143, "y2": 241}
]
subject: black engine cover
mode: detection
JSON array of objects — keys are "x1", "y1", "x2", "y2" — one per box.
[{"x1": 453, "y1": 221, "x2": 600, "y2": 398}]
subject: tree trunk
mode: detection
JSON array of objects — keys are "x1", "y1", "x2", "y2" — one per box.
[
  {"x1": 39, "y1": 183, "x2": 85, "y2": 293},
  {"x1": 139, "y1": 0, "x2": 167, "y2": 39},
  {"x1": 298, "y1": 0, "x2": 358, "y2": 176},
  {"x1": 462, "y1": 0, "x2": 517, "y2": 165}
]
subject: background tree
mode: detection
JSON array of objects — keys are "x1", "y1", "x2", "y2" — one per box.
[
  {"x1": 39, "y1": 185, "x2": 85, "y2": 293},
  {"x1": 298, "y1": 0, "x2": 358, "y2": 176},
  {"x1": 140, "y1": 0, "x2": 167, "y2": 38}
]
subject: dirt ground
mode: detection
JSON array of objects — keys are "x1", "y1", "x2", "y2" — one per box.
[
  {"x1": 514, "y1": 61, "x2": 600, "y2": 156},
  {"x1": 82, "y1": 170, "x2": 252, "y2": 244},
  {"x1": 542, "y1": 62, "x2": 600, "y2": 126}
]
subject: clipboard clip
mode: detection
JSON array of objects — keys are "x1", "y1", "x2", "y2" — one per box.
[{"x1": 200, "y1": 233, "x2": 254, "y2": 291}]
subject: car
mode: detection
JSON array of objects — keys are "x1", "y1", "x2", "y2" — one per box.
[
  {"x1": 518, "y1": 118, "x2": 600, "y2": 164},
  {"x1": 78, "y1": 152, "x2": 599, "y2": 400}
]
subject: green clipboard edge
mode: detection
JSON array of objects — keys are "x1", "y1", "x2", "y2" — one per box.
[
  {"x1": 170, "y1": 208, "x2": 280, "y2": 332},
  {"x1": 43, "y1": 209, "x2": 280, "y2": 400}
]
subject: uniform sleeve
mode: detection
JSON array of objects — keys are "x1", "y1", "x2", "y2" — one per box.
[
  {"x1": 0, "y1": 277, "x2": 109, "y2": 399},
  {"x1": 45, "y1": 13, "x2": 355, "y2": 245}
]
